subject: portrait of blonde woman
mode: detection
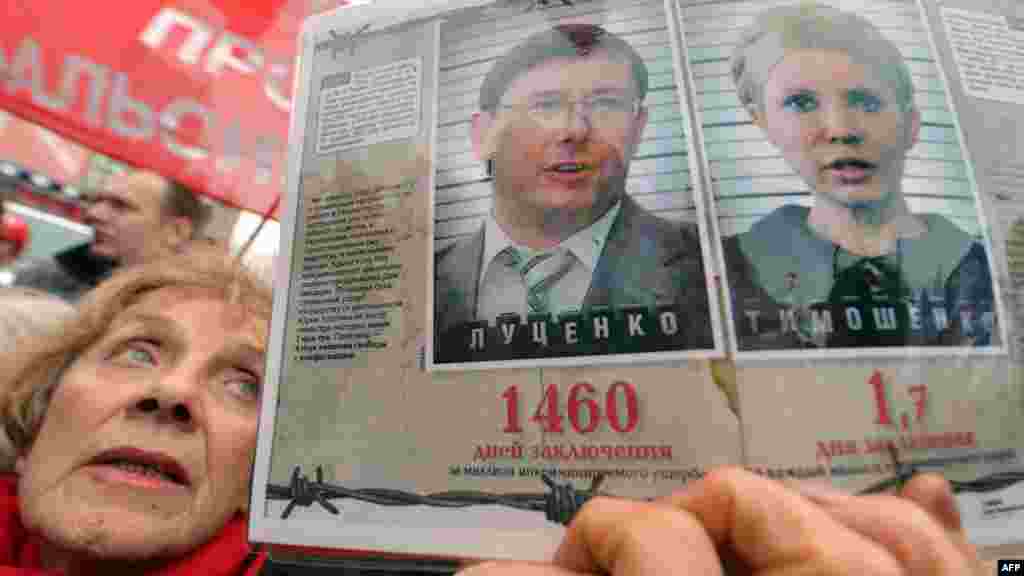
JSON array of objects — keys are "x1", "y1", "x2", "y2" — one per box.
[{"x1": 721, "y1": 2, "x2": 996, "y2": 351}]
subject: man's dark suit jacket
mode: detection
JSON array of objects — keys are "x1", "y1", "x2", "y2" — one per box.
[
  {"x1": 433, "y1": 195, "x2": 713, "y2": 363},
  {"x1": 12, "y1": 243, "x2": 115, "y2": 302}
]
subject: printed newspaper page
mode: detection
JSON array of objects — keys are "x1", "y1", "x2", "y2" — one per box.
[
  {"x1": 929, "y1": 0, "x2": 1024, "y2": 550},
  {"x1": 250, "y1": 0, "x2": 1024, "y2": 563},
  {"x1": 251, "y1": 0, "x2": 740, "y2": 562},
  {"x1": 702, "y1": 0, "x2": 1002, "y2": 359},
  {"x1": 707, "y1": 0, "x2": 1021, "y2": 554},
  {"x1": 430, "y1": 0, "x2": 724, "y2": 370}
]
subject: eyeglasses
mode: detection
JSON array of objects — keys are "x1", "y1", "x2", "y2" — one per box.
[{"x1": 498, "y1": 93, "x2": 641, "y2": 126}]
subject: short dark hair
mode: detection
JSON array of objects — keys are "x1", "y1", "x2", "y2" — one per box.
[
  {"x1": 160, "y1": 179, "x2": 211, "y2": 239},
  {"x1": 479, "y1": 23, "x2": 649, "y2": 112}
]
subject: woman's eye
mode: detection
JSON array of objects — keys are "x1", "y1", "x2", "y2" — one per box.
[
  {"x1": 849, "y1": 90, "x2": 883, "y2": 113},
  {"x1": 529, "y1": 99, "x2": 562, "y2": 114},
  {"x1": 782, "y1": 92, "x2": 818, "y2": 113},
  {"x1": 112, "y1": 342, "x2": 157, "y2": 366},
  {"x1": 225, "y1": 374, "x2": 261, "y2": 402},
  {"x1": 589, "y1": 96, "x2": 626, "y2": 111}
]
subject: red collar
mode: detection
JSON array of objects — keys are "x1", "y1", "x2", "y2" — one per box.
[{"x1": 0, "y1": 475, "x2": 266, "y2": 575}]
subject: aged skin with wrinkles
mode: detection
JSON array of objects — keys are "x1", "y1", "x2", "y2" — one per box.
[{"x1": 17, "y1": 287, "x2": 265, "y2": 571}]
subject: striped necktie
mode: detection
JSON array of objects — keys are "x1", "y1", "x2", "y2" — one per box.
[{"x1": 510, "y1": 247, "x2": 576, "y2": 314}]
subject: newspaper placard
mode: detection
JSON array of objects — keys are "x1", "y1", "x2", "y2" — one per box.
[
  {"x1": 252, "y1": 0, "x2": 741, "y2": 562},
  {"x1": 250, "y1": 0, "x2": 1024, "y2": 564}
]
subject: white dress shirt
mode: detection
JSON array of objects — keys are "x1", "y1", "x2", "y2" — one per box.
[{"x1": 476, "y1": 201, "x2": 622, "y2": 325}]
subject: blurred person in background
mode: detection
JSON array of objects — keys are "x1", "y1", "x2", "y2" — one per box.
[
  {"x1": 0, "y1": 214, "x2": 29, "y2": 268},
  {"x1": 0, "y1": 184, "x2": 29, "y2": 268},
  {"x1": 11, "y1": 168, "x2": 210, "y2": 302},
  {"x1": 0, "y1": 287, "x2": 73, "y2": 471}
]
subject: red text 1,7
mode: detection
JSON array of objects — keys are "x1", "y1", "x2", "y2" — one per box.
[{"x1": 869, "y1": 370, "x2": 928, "y2": 428}]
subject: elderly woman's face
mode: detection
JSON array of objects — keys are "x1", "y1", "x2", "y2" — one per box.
[
  {"x1": 16, "y1": 286, "x2": 266, "y2": 562},
  {"x1": 753, "y1": 49, "x2": 919, "y2": 207}
]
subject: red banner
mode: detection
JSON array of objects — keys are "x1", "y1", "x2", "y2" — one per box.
[
  {"x1": 0, "y1": 1, "x2": 354, "y2": 218},
  {"x1": 0, "y1": 113, "x2": 89, "y2": 186}
]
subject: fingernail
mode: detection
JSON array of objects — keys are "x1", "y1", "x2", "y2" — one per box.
[{"x1": 903, "y1": 474, "x2": 963, "y2": 531}]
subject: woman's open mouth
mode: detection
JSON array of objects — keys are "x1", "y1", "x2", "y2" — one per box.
[
  {"x1": 825, "y1": 158, "x2": 876, "y2": 185},
  {"x1": 86, "y1": 446, "x2": 191, "y2": 492},
  {"x1": 543, "y1": 162, "x2": 594, "y2": 185}
]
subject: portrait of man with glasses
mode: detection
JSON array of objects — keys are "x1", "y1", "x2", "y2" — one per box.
[{"x1": 433, "y1": 23, "x2": 714, "y2": 366}]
